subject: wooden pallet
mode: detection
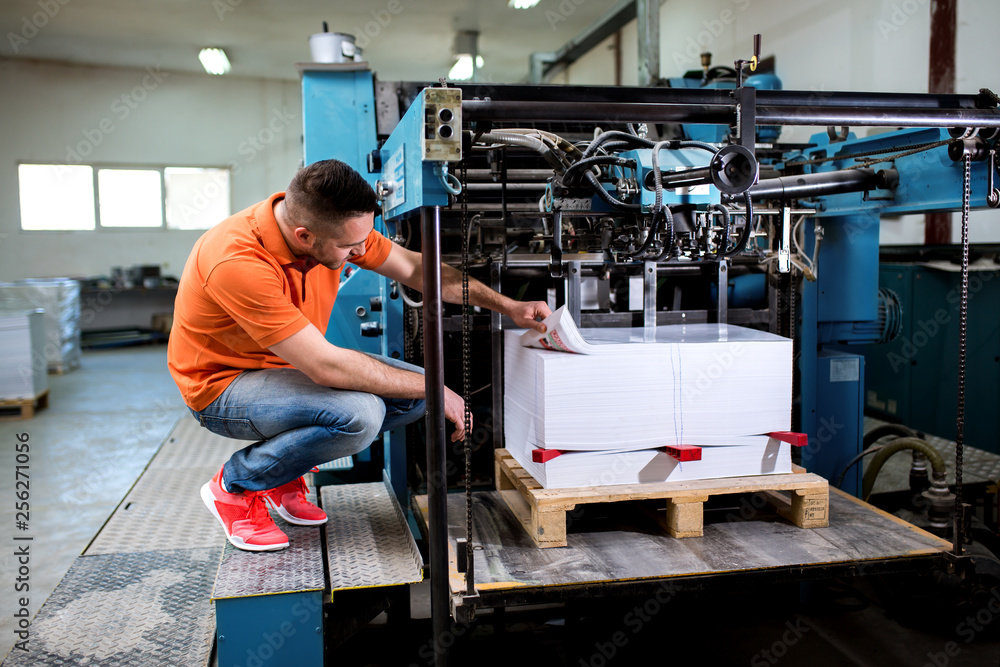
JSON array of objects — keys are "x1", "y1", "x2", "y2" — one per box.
[
  {"x1": 0, "y1": 389, "x2": 50, "y2": 421},
  {"x1": 495, "y1": 448, "x2": 829, "y2": 548}
]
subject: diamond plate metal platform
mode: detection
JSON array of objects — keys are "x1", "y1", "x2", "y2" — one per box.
[
  {"x1": 85, "y1": 465, "x2": 223, "y2": 555},
  {"x1": 212, "y1": 524, "x2": 326, "y2": 600},
  {"x1": 315, "y1": 456, "x2": 355, "y2": 471},
  {"x1": 1, "y1": 549, "x2": 217, "y2": 667},
  {"x1": 146, "y1": 416, "x2": 244, "y2": 470},
  {"x1": 322, "y1": 480, "x2": 423, "y2": 591}
]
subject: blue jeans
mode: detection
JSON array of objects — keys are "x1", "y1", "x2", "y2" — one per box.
[{"x1": 190, "y1": 356, "x2": 425, "y2": 492}]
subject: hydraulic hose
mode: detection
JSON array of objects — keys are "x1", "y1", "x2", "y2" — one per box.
[
  {"x1": 650, "y1": 207, "x2": 675, "y2": 261},
  {"x1": 722, "y1": 191, "x2": 754, "y2": 257},
  {"x1": 582, "y1": 130, "x2": 655, "y2": 159},
  {"x1": 583, "y1": 170, "x2": 641, "y2": 211},
  {"x1": 863, "y1": 423, "x2": 921, "y2": 449},
  {"x1": 861, "y1": 437, "x2": 947, "y2": 501},
  {"x1": 478, "y1": 132, "x2": 565, "y2": 170},
  {"x1": 835, "y1": 425, "x2": 926, "y2": 489},
  {"x1": 711, "y1": 203, "x2": 731, "y2": 256},
  {"x1": 561, "y1": 155, "x2": 633, "y2": 186}
]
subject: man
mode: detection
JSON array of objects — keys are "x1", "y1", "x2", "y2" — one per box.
[{"x1": 168, "y1": 159, "x2": 550, "y2": 552}]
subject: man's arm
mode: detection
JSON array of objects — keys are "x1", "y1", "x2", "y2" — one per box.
[
  {"x1": 375, "y1": 242, "x2": 552, "y2": 331},
  {"x1": 269, "y1": 323, "x2": 467, "y2": 441}
]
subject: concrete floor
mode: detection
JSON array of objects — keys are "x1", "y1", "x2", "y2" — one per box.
[
  {"x1": 4, "y1": 345, "x2": 1000, "y2": 666},
  {"x1": 0, "y1": 345, "x2": 187, "y2": 660}
]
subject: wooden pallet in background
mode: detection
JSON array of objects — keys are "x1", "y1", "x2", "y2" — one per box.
[
  {"x1": 495, "y1": 448, "x2": 829, "y2": 548},
  {"x1": 0, "y1": 389, "x2": 50, "y2": 421}
]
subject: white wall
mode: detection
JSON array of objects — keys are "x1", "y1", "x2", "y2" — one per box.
[
  {"x1": 560, "y1": 0, "x2": 1000, "y2": 244},
  {"x1": 0, "y1": 59, "x2": 302, "y2": 281}
]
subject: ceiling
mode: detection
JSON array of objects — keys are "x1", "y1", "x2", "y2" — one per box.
[{"x1": 0, "y1": 0, "x2": 619, "y2": 82}]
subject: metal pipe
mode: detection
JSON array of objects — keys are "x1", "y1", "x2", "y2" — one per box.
[
  {"x1": 637, "y1": 0, "x2": 659, "y2": 86},
  {"x1": 465, "y1": 169, "x2": 553, "y2": 180},
  {"x1": 748, "y1": 168, "x2": 888, "y2": 201},
  {"x1": 421, "y1": 205, "x2": 449, "y2": 667},
  {"x1": 465, "y1": 183, "x2": 548, "y2": 191},
  {"x1": 756, "y1": 105, "x2": 1000, "y2": 128},
  {"x1": 453, "y1": 83, "x2": 986, "y2": 109},
  {"x1": 463, "y1": 100, "x2": 1000, "y2": 128},
  {"x1": 463, "y1": 100, "x2": 733, "y2": 124}
]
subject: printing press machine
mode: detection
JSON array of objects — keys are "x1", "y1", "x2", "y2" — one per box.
[{"x1": 213, "y1": 42, "x2": 1000, "y2": 666}]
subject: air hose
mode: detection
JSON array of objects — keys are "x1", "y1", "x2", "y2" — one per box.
[{"x1": 861, "y1": 437, "x2": 947, "y2": 501}]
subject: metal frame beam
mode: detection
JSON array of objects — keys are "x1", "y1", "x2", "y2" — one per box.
[{"x1": 528, "y1": 0, "x2": 638, "y2": 83}]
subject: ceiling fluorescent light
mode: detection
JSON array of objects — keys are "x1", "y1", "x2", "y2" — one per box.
[
  {"x1": 448, "y1": 55, "x2": 484, "y2": 81},
  {"x1": 509, "y1": 0, "x2": 541, "y2": 7},
  {"x1": 199, "y1": 48, "x2": 231, "y2": 75}
]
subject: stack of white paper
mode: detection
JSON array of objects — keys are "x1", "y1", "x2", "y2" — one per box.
[
  {"x1": 504, "y1": 306, "x2": 793, "y2": 488},
  {"x1": 0, "y1": 309, "x2": 49, "y2": 400},
  {"x1": 508, "y1": 437, "x2": 792, "y2": 489}
]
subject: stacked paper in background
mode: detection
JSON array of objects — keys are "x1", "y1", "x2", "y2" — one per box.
[
  {"x1": 0, "y1": 310, "x2": 49, "y2": 400},
  {"x1": 504, "y1": 306, "x2": 793, "y2": 488},
  {"x1": 0, "y1": 279, "x2": 81, "y2": 373}
]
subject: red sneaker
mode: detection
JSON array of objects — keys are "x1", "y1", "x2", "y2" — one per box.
[
  {"x1": 263, "y1": 477, "x2": 328, "y2": 526},
  {"x1": 200, "y1": 467, "x2": 289, "y2": 551}
]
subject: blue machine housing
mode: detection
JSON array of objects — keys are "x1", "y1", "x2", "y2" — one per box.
[
  {"x1": 380, "y1": 88, "x2": 452, "y2": 221},
  {"x1": 795, "y1": 127, "x2": 991, "y2": 495},
  {"x1": 300, "y1": 65, "x2": 408, "y2": 505}
]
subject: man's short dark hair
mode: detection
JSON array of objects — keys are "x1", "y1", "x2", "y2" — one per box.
[{"x1": 284, "y1": 159, "x2": 377, "y2": 234}]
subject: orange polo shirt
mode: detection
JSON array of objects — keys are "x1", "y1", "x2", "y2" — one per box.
[{"x1": 167, "y1": 192, "x2": 391, "y2": 411}]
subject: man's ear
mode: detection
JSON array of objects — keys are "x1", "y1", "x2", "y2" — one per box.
[{"x1": 293, "y1": 226, "x2": 313, "y2": 246}]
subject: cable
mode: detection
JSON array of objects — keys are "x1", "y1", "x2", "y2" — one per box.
[
  {"x1": 711, "y1": 204, "x2": 731, "y2": 257},
  {"x1": 630, "y1": 207, "x2": 673, "y2": 260},
  {"x1": 400, "y1": 287, "x2": 423, "y2": 309},
  {"x1": 434, "y1": 163, "x2": 462, "y2": 195},
  {"x1": 722, "y1": 191, "x2": 754, "y2": 256},
  {"x1": 583, "y1": 170, "x2": 641, "y2": 211},
  {"x1": 581, "y1": 130, "x2": 655, "y2": 159},
  {"x1": 561, "y1": 155, "x2": 633, "y2": 186}
]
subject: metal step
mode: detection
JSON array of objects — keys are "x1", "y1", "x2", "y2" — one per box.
[
  {"x1": 322, "y1": 479, "x2": 424, "y2": 592},
  {"x1": 315, "y1": 456, "x2": 355, "y2": 471}
]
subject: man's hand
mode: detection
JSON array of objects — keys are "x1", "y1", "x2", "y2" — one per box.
[
  {"x1": 444, "y1": 386, "x2": 470, "y2": 442},
  {"x1": 506, "y1": 300, "x2": 552, "y2": 333}
]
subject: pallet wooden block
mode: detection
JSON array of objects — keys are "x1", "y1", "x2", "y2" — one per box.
[
  {"x1": 495, "y1": 448, "x2": 829, "y2": 548},
  {"x1": 0, "y1": 389, "x2": 50, "y2": 421}
]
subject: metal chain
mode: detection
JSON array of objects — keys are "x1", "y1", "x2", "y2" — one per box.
[
  {"x1": 786, "y1": 139, "x2": 952, "y2": 168},
  {"x1": 847, "y1": 138, "x2": 955, "y2": 170},
  {"x1": 955, "y1": 153, "x2": 971, "y2": 552},
  {"x1": 460, "y1": 156, "x2": 474, "y2": 592}
]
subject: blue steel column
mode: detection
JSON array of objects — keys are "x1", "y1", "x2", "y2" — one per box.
[{"x1": 421, "y1": 206, "x2": 449, "y2": 667}]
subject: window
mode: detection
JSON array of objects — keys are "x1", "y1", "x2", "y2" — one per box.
[
  {"x1": 17, "y1": 163, "x2": 231, "y2": 231},
  {"x1": 98, "y1": 169, "x2": 163, "y2": 228},
  {"x1": 165, "y1": 168, "x2": 231, "y2": 230},
  {"x1": 18, "y1": 164, "x2": 96, "y2": 231}
]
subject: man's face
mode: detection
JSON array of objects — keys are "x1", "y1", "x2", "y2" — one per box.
[{"x1": 307, "y1": 213, "x2": 374, "y2": 270}]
